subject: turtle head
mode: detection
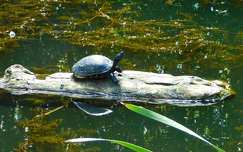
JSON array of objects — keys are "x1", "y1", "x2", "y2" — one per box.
[
  {"x1": 113, "y1": 51, "x2": 124, "y2": 66},
  {"x1": 111, "y1": 51, "x2": 124, "y2": 72}
]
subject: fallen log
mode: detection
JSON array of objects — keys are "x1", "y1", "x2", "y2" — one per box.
[{"x1": 0, "y1": 64, "x2": 233, "y2": 106}]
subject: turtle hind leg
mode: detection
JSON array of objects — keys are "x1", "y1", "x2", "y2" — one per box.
[{"x1": 110, "y1": 73, "x2": 119, "y2": 83}]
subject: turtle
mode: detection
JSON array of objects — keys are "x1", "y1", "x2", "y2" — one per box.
[{"x1": 72, "y1": 51, "x2": 124, "y2": 82}]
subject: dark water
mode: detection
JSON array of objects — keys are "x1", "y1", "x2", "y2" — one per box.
[{"x1": 0, "y1": 0, "x2": 242, "y2": 152}]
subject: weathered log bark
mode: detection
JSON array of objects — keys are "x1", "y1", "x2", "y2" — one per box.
[{"x1": 0, "y1": 64, "x2": 233, "y2": 106}]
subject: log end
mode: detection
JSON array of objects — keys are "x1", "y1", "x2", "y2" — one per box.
[{"x1": 3, "y1": 64, "x2": 36, "y2": 82}]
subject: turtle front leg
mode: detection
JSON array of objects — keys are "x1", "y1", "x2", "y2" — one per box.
[
  {"x1": 115, "y1": 66, "x2": 122, "y2": 73},
  {"x1": 110, "y1": 73, "x2": 119, "y2": 83}
]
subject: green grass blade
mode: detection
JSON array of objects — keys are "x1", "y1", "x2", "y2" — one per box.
[
  {"x1": 124, "y1": 103, "x2": 224, "y2": 152},
  {"x1": 66, "y1": 138, "x2": 152, "y2": 152},
  {"x1": 108, "y1": 139, "x2": 152, "y2": 152}
]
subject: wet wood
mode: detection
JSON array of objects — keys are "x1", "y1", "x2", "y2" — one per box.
[{"x1": 0, "y1": 64, "x2": 233, "y2": 106}]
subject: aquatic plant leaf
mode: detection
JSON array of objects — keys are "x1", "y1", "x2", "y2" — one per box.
[
  {"x1": 124, "y1": 103, "x2": 225, "y2": 152},
  {"x1": 73, "y1": 101, "x2": 113, "y2": 116},
  {"x1": 66, "y1": 138, "x2": 152, "y2": 152},
  {"x1": 35, "y1": 105, "x2": 64, "y2": 118}
]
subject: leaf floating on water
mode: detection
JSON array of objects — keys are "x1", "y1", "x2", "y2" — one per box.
[{"x1": 73, "y1": 101, "x2": 113, "y2": 116}]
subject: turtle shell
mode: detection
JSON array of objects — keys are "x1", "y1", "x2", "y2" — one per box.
[{"x1": 72, "y1": 55, "x2": 113, "y2": 78}]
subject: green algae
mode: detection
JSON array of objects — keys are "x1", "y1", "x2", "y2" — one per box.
[
  {"x1": 0, "y1": 0, "x2": 239, "y2": 96},
  {"x1": 14, "y1": 106, "x2": 99, "y2": 152},
  {"x1": 0, "y1": 0, "x2": 241, "y2": 61}
]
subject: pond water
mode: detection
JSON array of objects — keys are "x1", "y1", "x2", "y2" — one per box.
[{"x1": 0, "y1": 0, "x2": 242, "y2": 152}]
